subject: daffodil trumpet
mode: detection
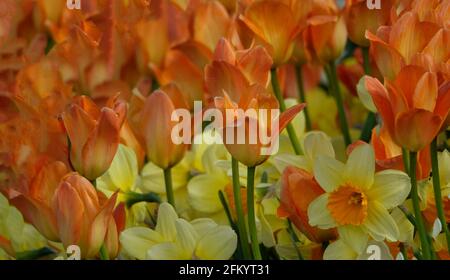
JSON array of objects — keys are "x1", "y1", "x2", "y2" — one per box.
[
  {"x1": 408, "y1": 151, "x2": 432, "y2": 259},
  {"x1": 231, "y1": 157, "x2": 251, "y2": 260},
  {"x1": 430, "y1": 138, "x2": 450, "y2": 253},
  {"x1": 325, "y1": 61, "x2": 352, "y2": 147},
  {"x1": 295, "y1": 65, "x2": 312, "y2": 131},
  {"x1": 271, "y1": 68, "x2": 303, "y2": 155},
  {"x1": 246, "y1": 166, "x2": 261, "y2": 260}
]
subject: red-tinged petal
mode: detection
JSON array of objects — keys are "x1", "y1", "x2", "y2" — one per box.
[
  {"x1": 213, "y1": 38, "x2": 236, "y2": 64},
  {"x1": 435, "y1": 82, "x2": 450, "y2": 121},
  {"x1": 365, "y1": 77, "x2": 396, "y2": 138},
  {"x1": 205, "y1": 61, "x2": 249, "y2": 104},
  {"x1": 29, "y1": 161, "x2": 68, "y2": 206},
  {"x1": 52, "y1": 181, "x2": 85, "y2": 248},
  {"x1": 365, "y1": 30, "x2": 404, "y2": 80},
  {"x1": 104, "y1": 217, "x2": 119, "y2": 259},
  {"x1": 87, "y1": 192, "x2": 118, "y2": 258},
  {"x1": 63, "y1": 173, "x2": 100, "y2": 221},
  {"x1": 389, "y1": 12, "x2": 440, "y2": 64},
  {"x1": 395, "y1": 109, "x2": 443, "y2": 151},
  {"x1": 413, "y1": 72, "x2": 438, "y2": 112},
  {"x1": 278, "y1": 103, "x2": 306, "y2": 133},
  {"x1": 113, "y1": 203, "x2": 126, "y2": 234},
  {"x1": 236, "y1": 46, "x2": 273, "y2": 87},
  {"x1": 0, "y1": 235, "x2": 14, "y2": 257},
  {"x1": 193, "y1": 1, "x2": 230, "y2": 52},
  {"x1": 10, "y1": 195, "x2": 59, "y2": 241}
]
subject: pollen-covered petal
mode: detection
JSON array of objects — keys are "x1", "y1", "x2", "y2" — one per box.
[
  {"x1": 307, "y1": 193, "x2": 337, "y2": 229},
  {"x1": 344, "y1": 143, "x2": 375, "y2": 191},
  {"x1": 364, "y1": 201, "x2": 399, "y2": 241},
  {"x1": 366, "y1": 170, "x2": 411, "y2": 209},
  {"x1": 313, "y1": 156, "x2": 345, "y2": 192}
]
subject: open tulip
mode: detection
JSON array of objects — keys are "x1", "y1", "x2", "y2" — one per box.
[
  {"x1": 61, "y1": 95, "x2": 127, "y2": 181},
  {"x1": 140, "y1": 90, "x2": 187, "y2": 170},
  {"x1": 365, "y1": 65, "x2": 450, "y2": 151},
  {"x1": 52, "y1": 173, "x2": 122, "y2": 259},
  {"x1": 240, "y1": 0, "x2": 302, "y2": 66}
]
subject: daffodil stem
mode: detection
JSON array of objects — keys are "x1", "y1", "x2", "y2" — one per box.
[
  {"x1": 295, "y1": 64, "x2": 312, "y2": 131},
  {"x1": 409, "y1": 151, "x2": 432, "y2": 259},
  {"x1": 231, "y1": 157, "x2": 251, "y2": 260},
  {"x1": 163, "y1": 168, "x2": 175, "y2": 208},
  {"x1": 287, "y1": 220, "x2": 304, "y2": 260},
  {"x1": 247, "y1": 166, "x2": 262, "y2": 260},
  {"x1": 125, "y1": 191, "x2": 161, "y2": 208},
  {"x1": 362, "y1": 47, "x2": 371, "y2": 75},
  {"x1": 325, "y1": 62, "x2": 352, "y2": 147},
  {"x1": 271, "y1": 68, "x2": 303, "y2": 155},
  {"x1": 431, "y1": 138, "x2": 450, "y2": 253}
]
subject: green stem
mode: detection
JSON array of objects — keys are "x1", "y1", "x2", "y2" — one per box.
[
  {"x1": 271, "y1": 68, "x2": 303, "y2": 155},
  {"x1": 247, "y1": 166, "x2": 262, "y2": 260},
  {"x1": 399, "y1": 243, "x2": 408, "y2": 260},
  {"x1": 99, "y1": 244, "x2": 109, "y2": 260},
  {"x1": 287, "y1": 220, "x2": 304, "y2": 260},
  {"x1": 325, "y1": 62, "x2": 352, "y2": 147},
  {"x1": 409, "y1": 151, "x2": 432, "y2": 259},
  {"x1": 163, "y1": 168, "x2": 175, "y2": 208},
  {"x1": 402, "y1": 148, "x2": 410, "y2": 173},
  {"x1": 231, "y1": 158, "x2": 251, "y2": 260},
  {"x1": 431, "y1": 138, "x2": 450, "y2": 253},
  {"x1": 295, "y1": 65, "x2": 312, "y2": 131},
  {"x1": 125, "y1": 191, "x2": 161, "y2": 208},
  {"x1": 362, "y1": 47, "x2": 371, "y2": 75},
  {"x1": 16, "y1": 247, "x2": 54, "y2": 260}
]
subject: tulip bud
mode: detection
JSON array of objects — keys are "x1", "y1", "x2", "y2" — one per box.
[
  {"x1": 140, "y1": 90, "x2": 187, "y2": 169},
  {"x1": 61, "y1": 95, "x2": 126, "y2": 180}
]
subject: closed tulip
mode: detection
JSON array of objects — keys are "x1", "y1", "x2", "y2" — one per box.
[{"x1": 61, "y1": 95, "x2": 126, "y2": 181}]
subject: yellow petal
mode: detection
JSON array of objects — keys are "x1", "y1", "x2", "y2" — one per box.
[
  {"x1": 344, "y1": 144, "x2": 375, "y2": 191},
  {"x1": 323, "y1": 239, "x2": 358, "y2": 260},
  {"x1": 195, "y1": 225, "x2": 237, "y2": 260},
  {"x1": 119, "y1": 227, "x2": 163, "y2": 260},
  {"x1": 155, "y1": 203, "x2": 178, "y2": 241},
  {"x1": 313, "y1": 156, "x2": 345, "y2": 192},
  {"x1": 307, "y1": 193, "x2": 337, "y2": 229},
  {"x1": 364, "y1": 201, "x2": 399, "y2": 241},
  {"x1": 304, "y1": 131, "x2": 335, "y2": 170},
  {"x1": 187, "y1": 173, "x2": 228, "y2": 213},
  {"x1": 338, "y1": 225, "x2": 368, "y2": 254},
  {"x1": 366, "y1": 170, "x2": 411, "y2": 209},
  {"x1": 147, "y1": 242, "x2": 185, "y2": 260}
]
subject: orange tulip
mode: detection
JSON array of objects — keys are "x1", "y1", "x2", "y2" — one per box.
[
  {"x1": 371, "y1": 127, "x2": 431, "y2": 180},
  {"x1": 278, "y1": 166, "x2": 338, "y2": 243},
  {"x1": 10, "y1": 160, "x2": 68, "y2": 241},
  {"x1": 344, "y1": 0, "x2": 391, "y2": 47},
  {"x1": 61, "y1": 95, "x2": 126, "y2": 180},
  {"x1": 52, "y1": 173, "x2": 121, "y2": 259},
  {"x1": 140, "y1": 90, "x2": 187, "y2": 169},
  {"x1": 366, "y1": 11, "x2": 442, "y2": 80},
  {"x1": 240, "y1": 0, "x2": 302, "y2": 66},
  {"x1": 366, "y1": 65, "x2": 450, "y2": 151}
]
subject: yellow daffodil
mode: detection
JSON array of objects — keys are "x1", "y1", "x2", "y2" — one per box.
[
  {"x1": 308, "y1": 143, "x2": 411, "y2": 254},
  {"x1": 119, "y1": 203, "x2": 237, "y2": 260}
]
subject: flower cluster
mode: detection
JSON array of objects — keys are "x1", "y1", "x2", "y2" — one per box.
[{"x1": 0, "y1": 0, "x2": 448, "y2": 260}]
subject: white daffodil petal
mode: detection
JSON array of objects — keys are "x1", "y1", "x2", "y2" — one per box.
[
  {"x1": 367, "y1": 170, "x2": 411, "y2": 209},
  {"x1": 323, "y1": 239, "x2": 358, "y2": 260},
  {"x1": 338, "y1": 225, "x2": 369, "y2": 254},
  {"x1": 147, "y1": 242, "x2": 186, "y2": 260},
  {"x1": 155, "y1": 203, "x2": 178, "y2": 241},
  {"x1": 195, "y1": 225, "x2": 237, "y2": 260},
  {"x1": 307, "y1": 194, "x2": 337, "y2": 229},
  {"x1": 344, "y1": 144, "x2": 375, "y2": 191},
  {"x1": 365, "y1": 201, "x2": 399, "y2": 241},
  {"x1": 119, "y1": 227, "x2": 163, "y2": 260},
  {"x1": 313, "y1": 156, "x2": 345, "y2": 192}
]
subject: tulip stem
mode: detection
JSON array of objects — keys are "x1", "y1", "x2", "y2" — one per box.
[
  {"x1": 430, "y1": 138, "x2": 450, "y2": 253},
  {"x1": 359, "y1": 47, "x2": 376, "y2": 142},
  {"x1": 231, "y1": 157, "x2": 251, "y2": 260},
  {"x1": 271, "y1": 68, "x2": 303, "y2": 155},
  {"x1": 325, "y1": 62, "x2": 352, "y2": 147},
  {"x1": 163, "y1": 168, "x2": 175, "y2": 208},
  {"x1": 295, "y1": 64, "x2": 312, "y2": 131},
  {"x1": 409, "y1": 151, "x2": 432, "y2": 259},
  {"x1": 247, "y1": 166, "x2": 262, "y2": 260}
]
